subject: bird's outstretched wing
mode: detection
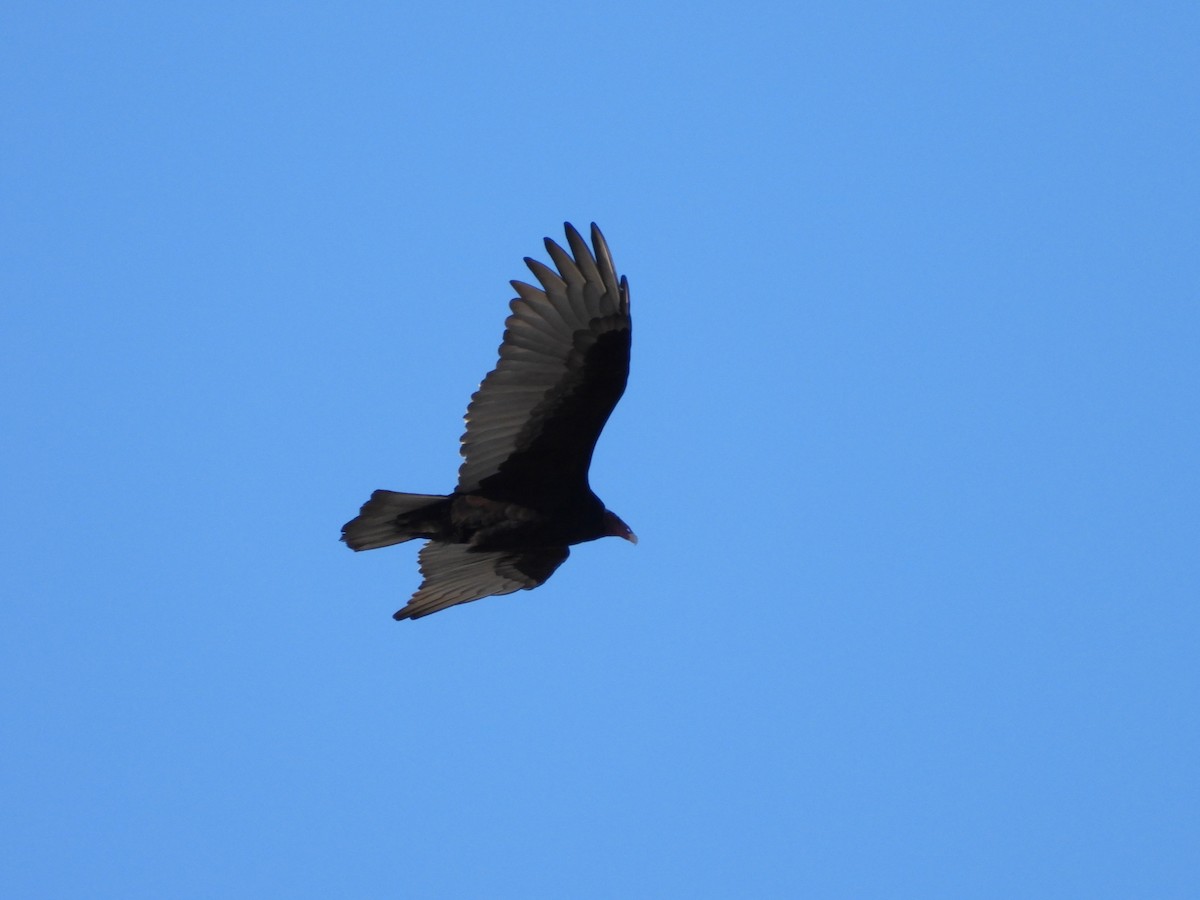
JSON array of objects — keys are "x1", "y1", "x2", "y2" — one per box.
[
  {"x1": 456, "y1": 222, "x2": 631, "y2": 507},
  {"x1": 394, "y1": 542, "x2": 570, "y2": 620}
]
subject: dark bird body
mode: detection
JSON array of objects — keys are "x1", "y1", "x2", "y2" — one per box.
[{"x1": 341, "y1": 223, "x2": 635, "y2": 620}]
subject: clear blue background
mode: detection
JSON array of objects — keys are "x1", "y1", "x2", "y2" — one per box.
[{"x1": 3, "y1": 2, "x2": 1197, "y2": 897}]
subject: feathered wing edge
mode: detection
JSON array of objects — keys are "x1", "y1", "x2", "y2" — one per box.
[
  {"x1": 455, "y1": 222, "x2": 630, "y2": 494},
  {"x1": 394, "y1": 542, "x2": 570, "y2": 620}
]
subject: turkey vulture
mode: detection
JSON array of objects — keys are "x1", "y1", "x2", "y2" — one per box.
[{"x1": 342, "y1": 222, "x2": 635, "y2": 620}]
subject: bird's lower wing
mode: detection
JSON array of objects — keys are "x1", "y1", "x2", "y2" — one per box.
[{"x1": 395, "y1": 542, "x2": 570, "y2": 620}]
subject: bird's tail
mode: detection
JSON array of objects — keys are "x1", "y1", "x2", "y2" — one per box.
[{"x1": 341, "y1": 490, "x2": 450, "y2": 551}]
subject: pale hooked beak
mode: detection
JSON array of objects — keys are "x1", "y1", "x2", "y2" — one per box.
[{"x1": 604, "y1": 510, "x2": 637, "y2": 544}]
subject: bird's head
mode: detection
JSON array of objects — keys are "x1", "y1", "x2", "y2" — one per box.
[{"x1": 603, "y1": 510, "x2": 638, "y2": 544}]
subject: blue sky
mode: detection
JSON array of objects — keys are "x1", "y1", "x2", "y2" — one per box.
[{"x1": 3, "y1": 2, "x2": 1197, "y2": 897}]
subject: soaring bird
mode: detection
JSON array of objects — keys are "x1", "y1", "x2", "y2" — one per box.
[{"x1": 342, "y1": 223, "x2": 635, "y2": 620}]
